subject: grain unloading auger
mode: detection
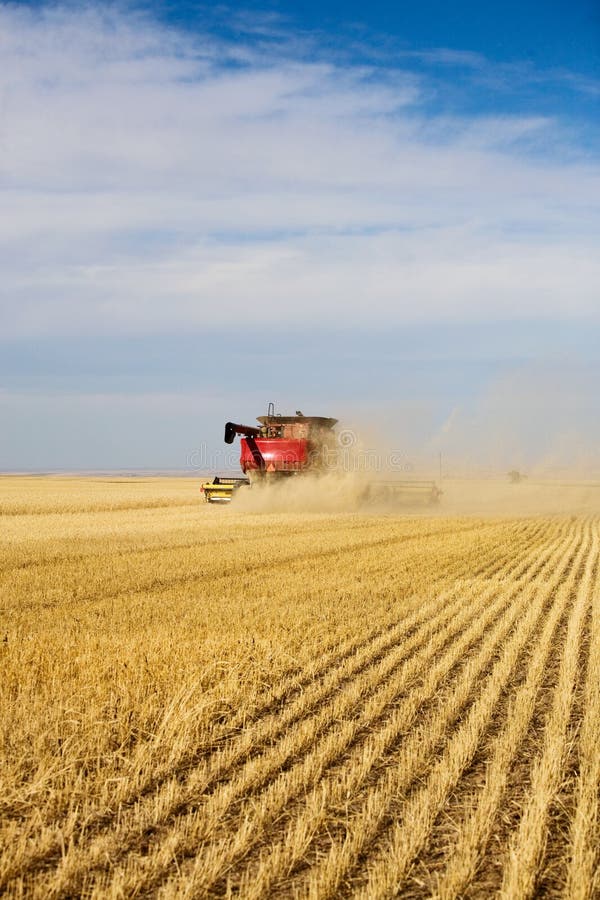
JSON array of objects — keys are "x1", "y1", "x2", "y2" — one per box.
[{"x1": 200, "y1": 403, "x2": 442, "y2": 504}]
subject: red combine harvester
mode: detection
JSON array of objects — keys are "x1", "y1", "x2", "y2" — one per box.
[
  {"x1": 201, "y1": 403, "x2": 337, "y2": 502},
  {"x1": 200, "y1": 403, "x2": 441, "y2": 504}
]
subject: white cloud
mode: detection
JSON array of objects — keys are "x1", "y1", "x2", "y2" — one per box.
[
  {"x1": 0, "y1": 3, "x2": 599, "y2": 337},
  {"x1": 402, "y1": 48, "x2": 487, "y2": 68}
]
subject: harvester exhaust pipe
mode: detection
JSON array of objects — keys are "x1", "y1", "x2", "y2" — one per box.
[{"x1": 224, "y1": 422, "x2": 261, "y2": 444}]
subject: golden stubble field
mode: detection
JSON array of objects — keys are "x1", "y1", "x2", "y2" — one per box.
[{"x1": 1, "y1": 475, "x2": 599, "y2": 898}]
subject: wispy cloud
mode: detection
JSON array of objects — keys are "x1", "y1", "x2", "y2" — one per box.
[
  {"x1": 400, "y1": 48, "x2": 487, "y2": 69},
  {"x1": 0, "y1": 2, "x2": 598, "y2": 339}
]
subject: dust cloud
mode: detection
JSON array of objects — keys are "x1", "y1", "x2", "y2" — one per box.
[
  {"x1": 229, "y1": 472, "x2": 600, "y2": 517},
  {"x1": 231, "y1": 472, "x2": 369, "y2": 514},
  {"x1": 424, "y1": 363, "x2": 600, "y2": 480},
  {"x1": 436, "y1": 478, "x2": 600, "y2": 517}
]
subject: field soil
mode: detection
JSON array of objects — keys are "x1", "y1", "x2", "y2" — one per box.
[{"x1": 1, "y1": 476, "x2": 599, "y2": 898}]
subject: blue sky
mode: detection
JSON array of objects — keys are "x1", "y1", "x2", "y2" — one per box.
[{"x1": 1, "y1": 1, "x2": 599, "y2": 472}]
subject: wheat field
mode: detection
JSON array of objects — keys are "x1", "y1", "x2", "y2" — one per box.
[{"x1": 1, "y1": 476, "x2": 599, "y2": 898}]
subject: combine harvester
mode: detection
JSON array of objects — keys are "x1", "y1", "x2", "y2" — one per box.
[{"x1": 201, "y1": 403, "x2": 441, "y2": 505}]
